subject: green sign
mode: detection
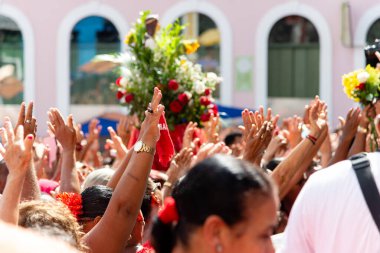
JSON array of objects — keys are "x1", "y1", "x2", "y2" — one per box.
[{"x1": 236, "y1": 56, "x2": 253, "y2": 91}]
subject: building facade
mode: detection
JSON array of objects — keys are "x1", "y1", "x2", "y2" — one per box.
[{"x1": 0, "y1": 0, "x2": 378, "y2": 134}]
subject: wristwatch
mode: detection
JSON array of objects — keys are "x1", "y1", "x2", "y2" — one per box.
[{"x1": 134, "y1": 140, "x2": 155, "y2": 155}]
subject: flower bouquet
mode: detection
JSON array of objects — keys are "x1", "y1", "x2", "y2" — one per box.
[
  {"x1": 342, "y1": 64, "x2": 380, "y2": 150},
  {"x1": 107, "y1": 11, "x2": 221, "y2": 134}
]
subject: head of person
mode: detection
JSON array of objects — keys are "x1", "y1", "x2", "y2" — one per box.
[
  {"x1": 224, "y1": 132, "x2": 243, "y2": 147},
  {"x1": 82, "y1": 168, "x2": 115, "y2": 190},
  {"x1": 79, "y1": 185, "x2": 146, "y2": 247},
  {"x1": 151, "y1": 155, "x2": 278, "y2": 253},
  {"x1": 18, "y1": 200, "x2": 85, "y2": 251},
  {"x1": 79, "y1": 185, "x2": 113, "y2": 233}
]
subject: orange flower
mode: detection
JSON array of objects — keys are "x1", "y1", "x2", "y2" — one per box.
[{"x1": 183, "y1": 40, "x2": 200, "y2": 54}]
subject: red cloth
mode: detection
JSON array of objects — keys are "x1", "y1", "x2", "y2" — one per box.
[
  {"x1": 127, "y1": 126, "x2": 140, "y2": 149},
  {"x1": 152, "y1": 114, "x2": 175, "y2": 171},
  {"x1": 137, "y1": 241, "x2": 154, "y2": 253}
]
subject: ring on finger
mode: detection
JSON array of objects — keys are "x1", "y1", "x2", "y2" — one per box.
[
  {"x1": 25, "y1": 120, "x2": 31, "y2": 124},
  {"x1": 147, "y1": 107, "x2": 154, "y2": 114}
]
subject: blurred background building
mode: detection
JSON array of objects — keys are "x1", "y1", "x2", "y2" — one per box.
[{"x1": 0, "y1": 0, "x2": 378, "y2": 134}]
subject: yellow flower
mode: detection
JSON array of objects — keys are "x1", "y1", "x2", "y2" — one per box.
[
  {"x1": 183, "y1": 40, "x2": 200, "y2": 54},
  {"x1": 124, "y1": 30, "x2": 135, "y2": 45},
  {"x1": 342, "y1": 70, "x2": 361, "y2": 99}
]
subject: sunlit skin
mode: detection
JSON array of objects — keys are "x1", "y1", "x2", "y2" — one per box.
[{"x1": 173, "y1": 193, "x2": 279, "y2": 253}]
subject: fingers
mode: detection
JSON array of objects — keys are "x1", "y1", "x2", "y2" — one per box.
[
  {"x1": 4, "y1": 117, "x2": 14, "y2": 145},
  {"x1": 15, "y1": 125, "x2": 24, "y2": 142},
  {"x1": 107, "y1": 126, "x2": 117, "y2": 139},
  {"x1": 376, "y1": 51, "x2": 380, "y2": 61},
  {"x1": 151, "y1": 87, "x2": 162, "y2": 111},
  {"x1": 0, "y1": 142, "x2": 5, "y2": 158},
  {"x1": 47, "y1": 121, "x2": 56, "y2": 135},
  {"x1": 0, "y1": 127, "x2": 7, "y2": 145},
  {"x1": 67, "y1": 115, "x2": 74, "y2": 129},
  {"x1": 25, "y1": 101, "x2": 34, "y2": 122},
  {"x1": 24, "y1": 134, "x2": 34, "y2": 153},
  {"x1": 16, "y1": 102, "x2": 26, "y2": 128}
]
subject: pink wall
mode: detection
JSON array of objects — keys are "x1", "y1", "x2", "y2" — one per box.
[{"x1": 2, "y1": 0, "x2": 380, "y2": 131}]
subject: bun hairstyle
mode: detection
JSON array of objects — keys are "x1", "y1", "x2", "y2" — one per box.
[
  {"x1": 151, "y1": 155, "x2": 275, "y2": 253},
  {"x1": 79, "y1": 185, "x2": 113, "y2": 220}
]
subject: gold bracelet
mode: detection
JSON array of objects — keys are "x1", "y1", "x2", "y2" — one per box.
[{"x1": 357, "y1": 126, "x2": 368, "y2": 134}]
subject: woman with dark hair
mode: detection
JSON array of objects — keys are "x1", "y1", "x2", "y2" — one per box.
[{"x1": 151, "y1": 155, "x2": 279, "y2": 253}]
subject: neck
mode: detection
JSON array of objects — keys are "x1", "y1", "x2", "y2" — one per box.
[{"x1": 172, "y1": 230, "x2": 207, "y2": 253}]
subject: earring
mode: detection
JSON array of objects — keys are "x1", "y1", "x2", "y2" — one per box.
[{"x1": 216, "y1": 244, "x2": 223, "y2": 253}]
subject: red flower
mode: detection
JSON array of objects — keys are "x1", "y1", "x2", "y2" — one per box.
[
  {"x1": 116, "y1": 90, "x2": 125, "y2": 100},
  {"x1": 200, "y1": 112, "x2": 211, "y2": 122},
  {"x1": 200, "y1": 96, "x2": 211, "y2": 106},
  {"x1": 125, "y1": 93, "x2": 134, "y2": 103},
  {"x1": 169, "y1": 100, "x2": 183, "y2": 113},
  {"x1": 178, "y1": 93, "x2": 189, "y2": 105},
  {"x1": 115, "y1": 77, "x2": 123, "y2": 87},
  {"x1": 168, "y1": 80, "x2": 179, "y2": 91},
  {"x1": 204, "y1": 88, "x2": 212, "y2": 96},
  {"x1": 356, "y1": 82, "x2": 365, "y2": 91},
  {"x1": 209, "y1": 104, "x2": 218, "y2": 115}
]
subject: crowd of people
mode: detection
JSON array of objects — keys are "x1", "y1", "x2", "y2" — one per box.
[{"x1": 0, "y1": 85, "x2": 379, "y2": 253}]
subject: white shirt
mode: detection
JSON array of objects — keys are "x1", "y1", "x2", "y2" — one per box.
[{"x1": 280, "y1": 152, "x2": 380, "y2": 253}]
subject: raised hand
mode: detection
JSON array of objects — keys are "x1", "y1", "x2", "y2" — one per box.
[
  {"x1": 0, "y1": 117, "x2": 34, "y2": 224},
  {"x1": 182, "y1": 121, "x2": 198, "y2": 149},
  {"x1": 203, "y1": 113, "x2": 220, "y2": 144},
  {"x1": 106, "y1": 126, "x2": 128, "y2": 160},
  {"x1": 243, "y1": 121, "x2": 274, "y2": 166},
  {"x1": 47, "y1": 109, "x2": 76, "y2": 151},
  {"x1": 15, "y1": 102, "x2": 37, "y2": 137},
  {"x1": 0, "y1": 118, "x2": 34, "y2": 177},
  {"x1": 139, "y1": 87, "x2": 164, "y2": 147},
  {"x1": 342, "y1": 108, "x2": 361, "y2": 139},
  {"x1": 192, "y1": 142, "x2": 231, "y2": 165},
  {"x1": 87, "y1": 119, "x2": 102, "y2": 144},
  {"x1": 116, "y1": 116, "x2": 133, "y2": 146},
  {"x1": 284, "y1": 116, "x2": 303, "y2": 149},
  {"x1": 308, "y1": 97, "x2": 328, "y2": 138}
]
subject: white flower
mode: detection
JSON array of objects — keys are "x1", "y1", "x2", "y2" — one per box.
[
  {"x1": 194, "y1": 80, "x2": 206, "y2": 94},
  {"x1": 194, "y1": 64, "x2": 202, "y2": 73},
  {"x1": 184, "y1": 91, "x2": 192, "y2": 99},
  {"x1": 121, "y1": 67, "x2": 132, "y2": 78},
  {"x1": 119, "y1": 77, "x2": 128, "y2": 88},
  {"x1": 117, "y1": 52, "x2": 132, "y2": 64},
  {"x1": 145, "y1": 38, "x2": 156, "y2": 50},
  {"x1": 207, "y1": 72, "x2": 218, "y2": 80},
  {"x1": 357, "y1": 71, "x2": 370, "y2": 83},
  {"x1": 207, "y1": 72, "x2": 223, "y2": 84}
]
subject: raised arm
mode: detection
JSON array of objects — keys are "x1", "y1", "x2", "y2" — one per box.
[
  {"x1": 347, "y1": 105, "x2": 371, "y2": 158},
  {"x1": 106, "y1": 126, "x2": 132, "y2": 189},
  {"x1": 0, "y1": 118, "x2": 34, "y2": 224},
  {"x1": 14, "y1": 102, "x2": 40, "y2": 200},
  {"x1": 83, "y1": 87, "x2": 164, "y2": 253},
  {"x1": 271, "y1": 97, "x2": 327, "y2": 199},
  {"x1": 48, "y1": 109, "x2": 80, "y2": 193}
]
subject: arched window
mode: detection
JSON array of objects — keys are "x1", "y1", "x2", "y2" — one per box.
[
  {"x1": 179, "y1": 13, "x2": 221, "y2": 97},
  {"x1": 0, "y1": 15, "x2": 23, "y2": 104},
  {"x1": 70, "y1": 16, "x2": 120, "y2": 104},
  {"x1": 268, "y1": 15, "x2": 319, "y2": 99},
  {"x1": 366, "y1": 18, "x2": 380, "y2": 43}
]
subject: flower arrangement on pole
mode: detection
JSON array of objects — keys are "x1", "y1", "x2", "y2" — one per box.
[
  {"x1": 108, "y1": 11, "x2": 222, "y2": 137},
  {"x1": 342, "y1": 64, "x2": 380, "y2": 150}
]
